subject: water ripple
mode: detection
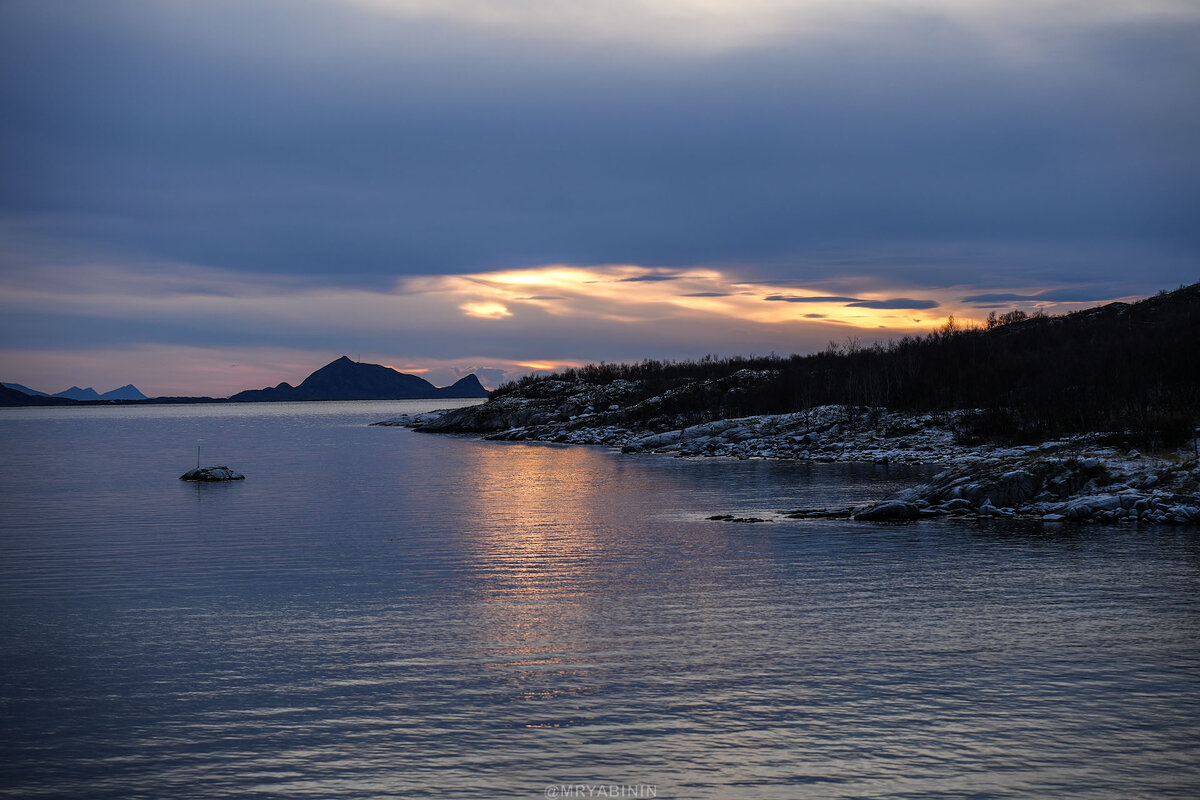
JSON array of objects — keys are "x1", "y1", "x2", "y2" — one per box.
[{"x1": 2, "y1": 403, "x2": 1199, "y2": 798}]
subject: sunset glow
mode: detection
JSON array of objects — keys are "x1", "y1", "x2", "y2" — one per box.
[
  {"x1": 1, "y1": 4, "x2": 1195, "y2": 798},
  {"x1": 426, "y1": 265, "x2": 982, "y2": 331},
  {"x1": 0, "y1": 255, "x2": 1137, "y2": 395},
  {"x1": 0, "y1": 0, "x2": 1193, "y2": 395},
  {"x1": 460, "y1": 301, "x2": 513, "y2": 319}
]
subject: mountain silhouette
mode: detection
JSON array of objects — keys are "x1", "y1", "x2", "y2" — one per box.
[
  {"x1": 442, "y1": 374, "x2": 487, "y2": 397},
  {"x1": 54, "y1": 386, "x2": 101, "y2": 401},
  {"x1": 230, "y1": 357, "x2": 490, "y2": 401},
  {"x1": 0, "y1": 384, "x2": 78, "y2": 407},
  {"x1": 99, "y1": 384, "x2": 147, "y2": 400},
  {"x1": 4, "y1": 382, "x2": 148, "y2": 401},
  {"x1": 1, "y1": 382, "x2": 49, "y2": 396}
]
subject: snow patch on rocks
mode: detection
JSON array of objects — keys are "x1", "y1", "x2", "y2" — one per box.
[
  {"x1": 375, "y1": 388, "x2": 1200, "y2": 527},
  {"x1": 841, "y1": 447, "x2": 1200, "y2": 526}
]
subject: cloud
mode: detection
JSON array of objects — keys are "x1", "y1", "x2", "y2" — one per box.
[
  {"x1": 346, "y1": 0, "x2": 1200, "y2": 54},
  {"x1": 846, "y1": 298, "x2": 941, "y2": 310},
  {"x1": 765, "y1": 295, "x2": 862, "y2": 303},
  {"x1": 965, "y1": 293, "x2": 1043, "y2": 303},
  {"x1": 962, "y1": 286, "x2": 1127, "y2": 304},
  {"x1": 1, "y1": 0, "x2": 1196, "y2": 293},
  {"x1": 3, "y1": 255, "x2": 1143, "y2": 394},
  {"x1": 0, "y1": 0, "x2": 1195, "y2": 392},
  {"x1": 460, "y1": 301, "x2": 512, "y2": 319}
]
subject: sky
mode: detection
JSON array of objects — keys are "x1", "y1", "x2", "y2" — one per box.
[{"x1": 1, "y1": 0, "x2": 1197, "y2": 396}]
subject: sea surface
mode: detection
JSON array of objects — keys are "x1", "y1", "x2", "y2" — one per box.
[{"x1": 1, "y1": 401, "x2": 1198, "y2": 799}]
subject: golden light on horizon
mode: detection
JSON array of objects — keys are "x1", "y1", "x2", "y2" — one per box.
[
  {"x1": 482, "y1": 267, "x2": 601, "y2": 288},
  {"x1": 518, "y1": 361, "x2": 575, "y2": 372},
  {"x1": 460, "y1": 301, "x2": 512, "y2": 319},
  {"x1": 427, "y1": 264, "x2": 992, "y2": 333}
]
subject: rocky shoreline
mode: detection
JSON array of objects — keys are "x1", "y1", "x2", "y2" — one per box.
[{"x1": 374, "y1": 389, "x2": 1200, "y2": 527}]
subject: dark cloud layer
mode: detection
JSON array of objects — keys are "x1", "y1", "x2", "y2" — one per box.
[
  {"x1": 2, "y1": 0, "x2": 1198, "y2": 394},
  {"x1": 764, "y1": 294, "x2": 939, "y2": 309},
  {"x1": 2, "y1": 0, "x2": 1197, "y2": 294},
  {"x1": 846, "y1": 299, "x2": 940, "y2": 310},
  {"x1": 962, "y1": 286, "x2": 1128, "y2": 304},
  {"x1": 766, "y1": 295, "x2": 863, "y2": 303}
]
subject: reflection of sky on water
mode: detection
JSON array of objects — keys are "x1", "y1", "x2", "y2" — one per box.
[{"x1": 1, "y1": 404, "x2": 1198, "y2": 798}]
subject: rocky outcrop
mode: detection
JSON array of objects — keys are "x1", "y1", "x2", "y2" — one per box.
[
  {"x1": 408, "y1": 378, "x2": 644, "y2": 434},
  {"x1": 392, "y1": 399, "x2": 1006, "y2": 465},
  {"x1": 374, "y1": 379, "x2": 1200, "y2": 527},
  {"x1": 852, "y1": 501, "x2": 921, "y2": 521},
  {"x1": 180, "y1": 466, "x2": 245, "y2": 482},
  {"x1": 846, "y1": 452, "x2": 1200, "y2": 525}
]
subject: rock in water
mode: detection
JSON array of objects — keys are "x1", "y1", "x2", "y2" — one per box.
[
  {"x1": 853, "y1": 500, "x2": 920, "y2": 521},
  {"x1": 180, "y1": 466, "x2": 245, "y2": 482}
]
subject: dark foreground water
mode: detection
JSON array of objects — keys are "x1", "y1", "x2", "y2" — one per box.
[{"x1": 1, "y1": 402, "x2": 1198, "y2": 799}]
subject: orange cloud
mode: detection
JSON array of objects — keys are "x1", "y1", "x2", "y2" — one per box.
[
  {"x1": 0, "y1": 258, "x2": 1130, "y2": 395},
  {"x1": 460, "y1": 301, "x2": 512, "y2": 319},
  {"x1": 413, "y1": 264, "x2": 968, "y2": 331}
]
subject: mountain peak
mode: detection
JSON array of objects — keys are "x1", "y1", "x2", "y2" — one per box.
[
  {"x1": 446, "y1": 374, "x2": 488, "y2": 395},
  {"x1": 2, "y1": 382, "x2": 49, "y2": 397},
  {"x1": 54, "y1": 386, "x2": 101, "y2": 401},
  {"x1": 230, "y1": 358, "x2": 491, "y2": 401},
  {"x1": 100, "y1": 384, "x2": 147, "y2": 401}
]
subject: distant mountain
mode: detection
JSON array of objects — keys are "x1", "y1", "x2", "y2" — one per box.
[
  {"x1": 1, "y1": 382, "x2": 48, "y2": 396},
  {"x1": 442, "y1": 374, "x2": 488, "y2": 397},
  {"x1": 100, "y1": 384, "x2": 147, "y2": 401},
  {"x1": 3, "y1": 382, "x2": 148, "y2": 403},
  {"x1": 0, "y1": 384, "x2": 79, "y2": 407},
  {"x1": 230, "y1": 357, "x2": 490, "y2": 401},
  {"x1": 54, "y1": 386, "x2": 101, "y2": 401}
]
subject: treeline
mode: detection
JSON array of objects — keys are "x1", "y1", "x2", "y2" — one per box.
[{"x1": 493, "y1": 283, "x2": 1200, "y2": 444}]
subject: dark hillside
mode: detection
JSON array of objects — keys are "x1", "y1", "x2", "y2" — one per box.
[
  {"x1": 0, "y1": 385, "x2": 79, "y2": 407},
  {"x1": 492, "y1": 283, "x2": 1200, "y2": 442}
]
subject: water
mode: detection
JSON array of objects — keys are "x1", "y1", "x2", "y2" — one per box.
[{"x1": 1, "y1": 402, "x2": 1198, "y2": 799}]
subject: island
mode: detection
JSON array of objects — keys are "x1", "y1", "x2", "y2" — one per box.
[
  {"x1": 2, "y1": 357, "x2": 490, "y2": 407},
  {"x1": 180, "y1": 466, "x2": 245, "y2": 482}
]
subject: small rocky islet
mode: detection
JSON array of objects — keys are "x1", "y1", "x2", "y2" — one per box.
[
  {"x1": 375, "y1": 382, "x2": 1200, "y2": 527},
  {"x1": 179, "y1": 466, "x2": 245, "y2": 482}
]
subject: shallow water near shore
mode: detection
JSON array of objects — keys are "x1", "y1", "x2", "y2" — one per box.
[{"x1": 2, "y1": 401, "x2": 1199, "y2": 799}]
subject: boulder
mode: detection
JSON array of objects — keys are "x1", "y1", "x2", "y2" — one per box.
[
  {"x1": 180, "y1": 466, "x2": 245, "y2": 482},
  {"x1": 853, "y1": 501, "x2": 920, "y2": 521},
  {"x1": 993, "y1": 469, "x2": 1037, "y2": 506},
  {"x1": 1060, "y1": 493, "x2": 1122, "y2": 520},
  {"x1": 631, "y1": 430, "x2": 684, "y2": 450},
  {"x1": 941, "y1": 498, "x2": 975, "y2": 512},
  {"x1": 976, "y1": 501, "x2": 1012, "y2": 517}
]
